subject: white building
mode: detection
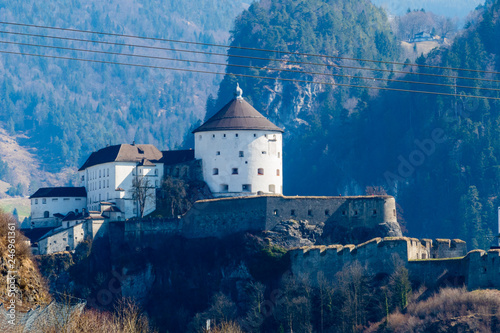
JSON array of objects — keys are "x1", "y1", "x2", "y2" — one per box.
[
  {"x1": 193, "y1": 85, "x2": 284, "y2": 197},
  {"x1": 29, "y1": 187, "x2": 87, "y2": 228},
  {"x1": 78, "y1": 143, "x2": 164, "y2": 219}
]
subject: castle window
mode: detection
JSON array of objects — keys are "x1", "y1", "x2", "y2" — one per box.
[
  {"x1": 220, "y1": 184, "x2": 229, "y2": 192},
  {"x1": 52, "y1": 198, "x2": 58, "y2": 201},
  {"x1": 269, "y1": 184, "x2": 276, "y2": 193},
  {"x1": 76, "y1": 198, "x2": 81, "y2": 201},
  {"x1": 278, "y1": 152, "x2": 281, "y2": 158},
  {"x1": 262, "y1": 151, "x2": 267, "y2": 154},
  {"x1": 258, "y1": 168, "x2": 264, "y2": 175},
  {"x1": 64, "y1": 198, "x2": 70, "y2": 201},
  {"x1": 107, "y1": 168, "x2": 109, "y2": 177},
  {"x1": 373, "y1": 209, "x2": 377, "y2": 215},
  {"x1": 35, "y1": 199, "x2": 38, "y2": 204},
  {"x1": 393, "y1": 209, "x2": 396, "y2": 217},
  {"x1": 276, "y1": 169, "x2": 280, "y2": 176},
  {"x1": 422, "y1": 253, "x2": 427, "y2": 259},
  {"x1": 254, "y1": 133, "x2": 256, "y2": 137},
  {"x1": 99, "y1": 170, "x2": 101, "y2": 178},
  {"x1": 325, "y1": 210, "x2": 330, "y2": 216},
  {"x1": 235, "y1": 133, "x2": 239, "y2": 137},
  {"x1": 199, "y1": 135, "x2": 202, "y2": 140},
  {"x1": 155, "y1": 169, "x2": 158, "y2": 175},
  {"x1": 242, "y1": 184, "x2": 251, "y2": 192},
  {"x1": 274, "y1": 209, "x2": 279, "y2": 216},
  {"x1": 155, "y1": 180, "x2": 159, "y2": 187},
  {"x1": 213, "y1": 168, "x2": 219, "y2": 175},
  {"x1": 81, "y1": 175, "x2": 84, "y2": 182},
  {"x1": 239, "y1": 151, "x2": 244, "y2": 157},
  {"x1": 308, "y1": 210, "x2": 313, "y2": 216},
  {"x1": 223, "y1": 134, "x2": 226, "y2": 138},
  {"x1": 44, "y1": 211, "x2": 49, "y2": 218},
  {"x1": 107, "y1": 180, "x2": 109, "y2": 188},
  {"x1": 99, "y1": 181, "x2": 101, "y2": 189},
  {"x1": 216, "y1": 151, "x2": 221, "y2": 156},
  {"x1": 291, "y1": 209, "x2": 296, "y2": 216},
  {"x1": 63, "y1": 238, "x2": 67, "y2": 241},
  {"x1": 212, "y1": 134, "x2": 215, "y2": 138},
  {"x1": 232, "y1": 168, "x2": 239, "y2": 175},
  {"x1": 354, "y1": 210, "x2": 358, "y2": 216}
]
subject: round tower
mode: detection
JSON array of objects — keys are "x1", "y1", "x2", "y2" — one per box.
[{"x1": 193, "y1": 84, "x2": 284, "y2": 197}]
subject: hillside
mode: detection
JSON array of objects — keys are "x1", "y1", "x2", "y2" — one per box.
[
  {"x1": 0, "y1": 211, "x2": 50, "y2": 309},
  {"x1": 0, "y1": 0, "x2": 249, "y2": 195},
  {"x1": 372, "y1": 0, "x2": 484, "y2": 18},
  {"x1": 209, "y1": 0, "x2": 500, "y2": 249}
]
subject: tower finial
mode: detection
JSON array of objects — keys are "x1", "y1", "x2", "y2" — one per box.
[{"x1": 235, "y1": 82, "x2": 243, "y2": 99}]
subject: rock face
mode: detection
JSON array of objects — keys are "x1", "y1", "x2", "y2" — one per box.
[
  {"x1": 261, "y1": 217, "x2": 402, "y2": 249},
  {"x1": 263, "y1": 220, "x2": 324, "y2": 248}
]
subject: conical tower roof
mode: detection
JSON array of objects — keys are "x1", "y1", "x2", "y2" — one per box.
[{"x1": 193, "y1": 86, "x2": 283, "y2": 133}]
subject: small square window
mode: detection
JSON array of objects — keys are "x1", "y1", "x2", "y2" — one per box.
[
  {"x1": 235, "y1": 133, "x2": 239, "y2": 137},
  {"x1": 291, "y1": 209, "x2": 296, "y2": 216},
  {"x1": 216, "y1": 151, "x2": 221, "y2": 156},
  {"x1": 254, "y1": 134, "x2": 256, "y2": 137},
  {"x1": 232, "y1": 168, "x2": 238, "y2": 175},
  {"x1": 258, "y1": 168, "x2": 264, "y2": 175},
  {"x1": 325, "y1": 210, "x2": 330, "y2": 216},
  {"x1": 213, "y1": 168, "x2": 219, "y2": 175},
  {"x1": 239, "y1": 151, "x2": 244, "y2": 157},
  {"x1": 308, "y1": 210, "x2": 312, "y2": 216},
  {"x1": 242, "y1": 184, "x2": 251, "y2": 192},
  {"x1": 220, "y1": 184, "x2": 229, "y2": 192},
  {"x1": 262, "y1": 151, "x2": 267, "y2": 154}
]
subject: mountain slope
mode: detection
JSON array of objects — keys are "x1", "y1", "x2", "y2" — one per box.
[{"x1": 0, "y1": 0, "x2": 248, "y2": 193}]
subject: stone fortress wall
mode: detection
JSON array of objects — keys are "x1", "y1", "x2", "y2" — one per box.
[
  {"x1": 290, "y1": 237, "x2": 500, "y2": 290},
  {"x1": 181, "y1": 195, "x2": 401, "y2": 238}
]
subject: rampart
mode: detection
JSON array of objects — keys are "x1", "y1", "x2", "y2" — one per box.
[
  {"x1": 290, "y1": 237, "x2": 467, "y2": 285},
  {"x1": 182, "y1": 195, "x2": 401, "y2": 240}
]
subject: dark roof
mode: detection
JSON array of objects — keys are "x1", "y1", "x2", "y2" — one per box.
[
  {"x1": 160, "y1": 149, "x2": 195, "y2": 165},
  {"x1": 79, "y1": 144, "x2": 163, "y2": 171},
  {"x1": 193, "y1": 98, "x2": 283, "y2": 133},
  {"x1": 30, "y1": 187, "x2": 87, "y2": 199},
  {"x1": 21, "y1": 227, "x2": 56, "y2": 243},
  {"x1": 62, "y1": 211, "x2": 86, "y2": 222}
]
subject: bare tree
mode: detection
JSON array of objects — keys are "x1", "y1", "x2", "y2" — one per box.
[{"x1": 131, "y1": 176, "x2": 155, "y2": 218}]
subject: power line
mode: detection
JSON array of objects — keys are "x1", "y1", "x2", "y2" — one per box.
[
  {"x1": 1, "y1": 49, "x2": 499, "y2": 101},
  {"x1": 3, "y1": 39, "x2": 500, "y2": 93},
  {"x1": 1, "y1": 21, "x2": 500, "y2": 76},
  {"x1": 1, "y1": 29, "x2": 499, "y2": 85}
]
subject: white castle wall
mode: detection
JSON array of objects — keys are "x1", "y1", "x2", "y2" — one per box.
[
  {"x1": 31, "y1": 197, "x2": 87, "y2": 228},
  {"x1": 79, "y1": 162, "x2": 162, "y2": 218},
  {"x1": 195, "y1": 130, "x2": 283, "y2": 197}
]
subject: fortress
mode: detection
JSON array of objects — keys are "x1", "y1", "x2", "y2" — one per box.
[{"x1": 24, "y1": 84, "x2": 500, "y2": 291}]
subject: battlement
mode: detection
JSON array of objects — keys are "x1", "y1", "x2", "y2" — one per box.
[{"x1": 290, "y1": 237, "x2": 467, "y2": 284}]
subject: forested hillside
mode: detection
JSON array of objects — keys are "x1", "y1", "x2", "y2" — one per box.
[
  {"x1": 0, "y1": 0, "x2": 248, "y2": 193},
  {"x1": 372, "y1": 0, "x2": 484, "y2": 18},
  {"x1": 212, "y1": 0, "x2": 500, "y2": 249}
]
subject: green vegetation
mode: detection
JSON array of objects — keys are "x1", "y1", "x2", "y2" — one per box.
[
  {"x1": 212, "y1": 0, "x2": 500, "y2": 249},
  {"x1": 0, "y1": 0, "x2": 247, "y2": 172}
]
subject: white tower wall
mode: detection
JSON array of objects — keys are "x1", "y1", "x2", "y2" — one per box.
[{"x1": 195, "y1": 130, "x2": 283, "y2": 197}]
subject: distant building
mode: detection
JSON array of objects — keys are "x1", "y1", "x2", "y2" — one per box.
[
  {"x1": 410, "y1": 31, "x2": 434, "y2": 42},
  {"x1": 193, "y1": 84, "x2": 284, "y2": 197},
  {"x1": 78, "y1": 143, "x2": 164, "y2": 218},
  {"x1": 29, "y1": 187, "x2": 87, "y2": 228}
]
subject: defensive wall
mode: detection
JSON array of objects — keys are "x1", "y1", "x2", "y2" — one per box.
[
  {"x1": 181, "y1": 195, "x2": 401, "y2": 239},
  {"x1": 289, "y1": 237, "x2": 500, "y2": 290}
]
